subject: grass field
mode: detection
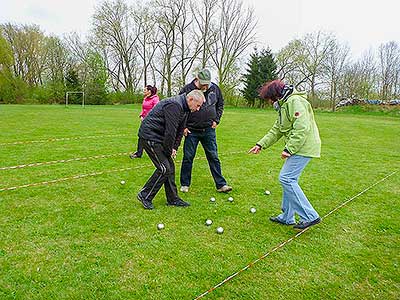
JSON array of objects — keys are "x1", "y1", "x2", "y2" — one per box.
[{"x1": 0, "y1": 104, "x2": 399, "y2": 300}]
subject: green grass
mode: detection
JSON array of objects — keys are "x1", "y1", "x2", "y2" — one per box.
[{"x1": 0, "y1": 104, "x2": 399, "y2": 300}]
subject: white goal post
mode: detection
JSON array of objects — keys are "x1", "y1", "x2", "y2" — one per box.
[{"x1": 65, "y1": 91, "x2": 85, "y2": 107}]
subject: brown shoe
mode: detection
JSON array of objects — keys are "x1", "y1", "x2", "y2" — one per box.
[{"x1": 216, "y1": 185, "x2": 232, "y2": 193}]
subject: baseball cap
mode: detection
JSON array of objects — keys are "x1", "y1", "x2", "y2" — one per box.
[{"x1": 197, "y1": 69, "x2": 211, "y2": 85}]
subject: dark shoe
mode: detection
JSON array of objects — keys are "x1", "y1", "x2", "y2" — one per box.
[
  {"x1": 137, "y1": 194, "x2": 154, "y2": 209},
  {"x1": 293, "y1": 217, "x2": 321, "y2": 230},
  {"x1": 167, "y1": 198, "x2": 190, "y2": 207},
  {"x1": 269, "y1": 216, "x2": 295, "y2": 225},
  {"x1": 129, "y1": 152, "x2": 141, "y2": 159}
]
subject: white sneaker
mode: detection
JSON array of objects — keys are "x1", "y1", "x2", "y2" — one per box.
[
  {"x1": 180, "y1": 186, "x2": 189, "y2": 193},
  {"x1": 216, "y1": 185, "x2": 232, "y2": 193}
]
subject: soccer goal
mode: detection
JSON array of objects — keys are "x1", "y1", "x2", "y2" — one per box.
[{"x1": 65, "y1": 91, "x2": 85, "y2": 107}]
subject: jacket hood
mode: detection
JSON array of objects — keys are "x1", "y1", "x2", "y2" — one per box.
[
  {"x1": 278, "y1": 87, "x2": 307, "y2": 105},
  {"x1": 290, "y1": 88, "x2": 307, "y2": 99}
]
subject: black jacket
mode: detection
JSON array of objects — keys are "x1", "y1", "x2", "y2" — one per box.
[
  {"x1": 179, "y1": 80, "x2": 224, "y2": 130},
  {"x1": 138, "y1": 94, "x2": 189, "y2": 156}
]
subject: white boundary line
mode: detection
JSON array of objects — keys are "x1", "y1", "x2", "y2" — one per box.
[
  {"x1": 0, "y1": 164, "x2": 153, "y2": 192},
  {"x1": 0, "y1": 150, "x2": 397, "y2": 296},
  {"x1": 0, "y1": 151, "x2": 244, "y2": 171},
  {"x1": 193, "y1": 169, "x2": 399, "y2": 300},
  {"x1": 0, "y1": 152, "x2": 130, "y2": 170},
  {"x1": 0, "y1": 151, "x2": 244, "y2": 192},
  {"x1": 0, "y1": 133, "x2": 129, "y2": 146}
]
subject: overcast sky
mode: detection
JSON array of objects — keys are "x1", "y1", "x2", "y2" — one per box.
[{"x1": 1, "y1": 0, "x2": 399, "y2": 59}]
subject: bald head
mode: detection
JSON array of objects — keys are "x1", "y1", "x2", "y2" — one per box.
[{"x1": 186, "y1": 90, "x2": 205, "y2": 112}]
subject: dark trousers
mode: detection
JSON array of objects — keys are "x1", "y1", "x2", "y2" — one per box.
[
  {"x1": 135, "y1": 123, "x2": 144, "y2": 156},
  {"x1": 135, "y1": 137, "x2": 144, "y2": 157},
  {"x1": 180, "y1": 127, "x2": 226, "y2": 189},
  {"x1": 139, "y1": 139, "x2": 179, "y2": 203}
]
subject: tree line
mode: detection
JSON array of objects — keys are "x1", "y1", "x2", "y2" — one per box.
[
  {"x1": 0, "y1": 0, "x2": 256, "y2": 105},
  {"x1": 0, "y1": 0, "x2": 399, "y2": 108},
  {"x1": 275, "y1": 31, "x2": 400, "y2": 110},
  {"x1": 242, "y1": 32, "x2": 400, "y2": 110}
]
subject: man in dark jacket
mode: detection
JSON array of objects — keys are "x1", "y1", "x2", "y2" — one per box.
[
  {"x1": 137, "y1": 90, "x2": 205, "y2": 209},
  {"x1": 179, "y1": 69, "x2": 232, "y2": 193}
]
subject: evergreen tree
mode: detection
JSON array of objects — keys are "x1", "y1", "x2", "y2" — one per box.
[
  {"x1": 242, "y1": 49, "x2": 260, "y2": 107},
  {"x1": 241, "y1": 47, "x2": 277, "y2": 107}
]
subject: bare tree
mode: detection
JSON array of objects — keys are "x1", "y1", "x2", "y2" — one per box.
[
  {"x1": 132, "y1": 4, "x2": 159, "y2": 86},
  {"x1": 64, "y1": 32, "x2": 88, "y2": 64},
  {"x1": 394, "y1": 62, "x2": 400, "y2": 98},
  {"x1": 276, "y1": 39, "x2": 301, "y2": 80},
  {"x1": 190, "y1": 0, "x2": 218, "y2": 68},
  {"x1": 323, "y1": 38, "x2": 350, "y2": 110},
  {"x1": 357, "y1": 49, "x2": 377, "y2": 99},
  {"x1": 210, "y1": 0, "x2": 257, "y2": 86},
  {"x1": 275, "y1": 39, "x2": 307, "y2": 86},
  {"x1": 92, "y1": 0, "x2": 142, "y2": 92},
  {"x1": 43, "y1": 36, "x2": 69, "y2": 84},
  {"x1": 0, "y1": 31, "x2": 16, "y2": 101},
  {"x1": 1, "y1": 23, "x2": 47, "y2": 86},
  {"x1": 0, "y1": 32, "x2": 14, "y2": 70},
  {"x1": 378, "y1": 41, "x2": 400, "y2": 100},
  {"x1": 64, "y1": 32, "x2": 92, "y2": 90},
  {"x1": 154, "y1": 0, "x2": 185, "y2": 96},
  {"x1": 338, "y1": 49, "x2": 378, "y2": 100},
  {"x1": 298, "y1": 31, "x2": 335, "y2": 101},
  {"x1": 175, "y1": 0, "x2": 204, "y2": 87}
]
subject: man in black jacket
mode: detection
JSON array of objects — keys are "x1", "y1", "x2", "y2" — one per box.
[
  {"x1": 179, "y1": 69, "x2": 232, "y2": 193},
  {"x1": 136, "y1": 90, "x2": 205, "y2": 210}
]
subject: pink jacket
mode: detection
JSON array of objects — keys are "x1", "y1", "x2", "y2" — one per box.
[{"x1": 139, "y1": 94, "x2": 160, "y2": 118}]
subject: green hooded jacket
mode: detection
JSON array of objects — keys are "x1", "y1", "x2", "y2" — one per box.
[{"x1": 257, "y1": 89, "x2": 321, "y2": 158}]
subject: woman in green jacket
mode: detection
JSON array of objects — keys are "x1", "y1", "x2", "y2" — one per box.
[{"x1": 248, "y1": 80, "x2": 321, "y2": 230}]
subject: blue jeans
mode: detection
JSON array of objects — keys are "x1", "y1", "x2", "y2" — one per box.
[
  {"x1": 180, "y1": 127, "x2": 227, "y2": 189},
  {"x1": 276, "y1": 155, "x2": 319, "y2": 224}
]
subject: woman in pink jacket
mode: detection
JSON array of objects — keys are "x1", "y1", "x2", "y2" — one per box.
[{"x1": 130, "y1": 85, "x2": 160, "y2": 158}]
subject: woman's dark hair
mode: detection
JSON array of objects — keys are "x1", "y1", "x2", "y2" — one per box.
[
  {"x1": 146, "y1": 85, "x2": 158, "y2": 96},
  {"x1": 259, "y1": 80, "x2": 285, "y2": 102}
]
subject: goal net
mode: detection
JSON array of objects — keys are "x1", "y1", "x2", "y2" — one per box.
[{"x1": 65, "y1": 91, "x2": 85, "y2": 107}]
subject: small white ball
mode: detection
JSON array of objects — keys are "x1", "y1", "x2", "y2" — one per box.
[
  {"x1": 205, "y1": 219, "x2": 213, "y2": 226},
  {"x1": 216, "y1": 227, "x2": 224, "y2": 234},
  {"x1": 210, "y1": 197, "x2": 216, "y2": 202},
  {"x1": 250, "y1": 207, "x2": 257, "y2": 213},
  {"x1": 228, "y1": 196, "x2": 234, "y2": 202},
  {"x1": 264, "y1": 190, "x2": 271, "y2": 195},
  {"x1": 120, "y1": 180, "x2": 126, "y2": 185},
  {"x1": 157, "y1": 223, "x2": 165, "y2": 230}
]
